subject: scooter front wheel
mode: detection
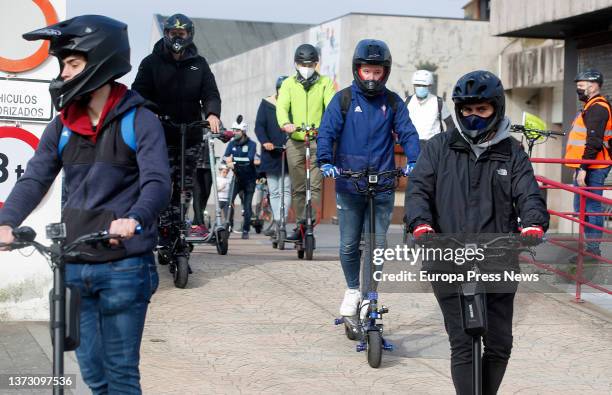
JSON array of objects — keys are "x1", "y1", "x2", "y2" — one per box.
[
  {"x1": 174, "y1": 256, "x2": 189, "y2": 288},
  {"x1": 305, "y1": 235, "x2": 315, "y2": 260},
  {"x1": 278, "y1": 230, "x2": 286, "y2": 250},
  {"x1": 367, "y1": 330, "x2": 383, "y2": 368},
  {"x1": 216, "y1": 229, "x2": 229, "y2": 255}
]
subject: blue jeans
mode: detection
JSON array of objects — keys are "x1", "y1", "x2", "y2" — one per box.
[
  {"x1": 65, "y1": 254, "x2": 156, "y2": 395},
  {"x1": 573, "y1": 167, "x2": 611, "y2": 253},
  {"x1": 267, "y1": 173, "x2": 292, "y2": 222},
  {"x1": 337, "y1": 192, "x2": 394, "y2": 291}
]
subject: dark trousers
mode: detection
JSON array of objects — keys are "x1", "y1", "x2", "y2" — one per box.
[
  {"x1": 229, "y1": 179, "x2": 255, "y2": 232},
  {"x1": 193, "y1": 168, "x2": 213, "y2": 225},
  {"x1": 160, "y1": 145, "x2": 201, "y2": 227},
  {"x1": 432, "y1": 282, "x2": 515, "y2": 395}
]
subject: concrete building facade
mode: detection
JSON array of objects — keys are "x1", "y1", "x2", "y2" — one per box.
[{"x1": 491, "y1": 0, "x2": 612, "y2": 232}]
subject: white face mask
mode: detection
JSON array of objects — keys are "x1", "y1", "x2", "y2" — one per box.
[{"x1": 297, "y1": 66, "x2": 315, "y2": 80}]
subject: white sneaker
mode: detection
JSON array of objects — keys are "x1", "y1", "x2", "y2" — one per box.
[{"x1": 339, "y1": 289, "x2": 362, "y2": 316}]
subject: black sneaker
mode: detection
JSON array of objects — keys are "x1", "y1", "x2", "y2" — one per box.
[{"x1": 242, "y1": 231, "x2": 249, "y2": 240}]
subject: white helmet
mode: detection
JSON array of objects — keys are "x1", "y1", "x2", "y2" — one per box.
[
  {"x1": 231, "y1": 121, "x2": 248, "y2": 132},
  {"x1": 412, "y1": 70, "x2": 433, "y2": 86}
]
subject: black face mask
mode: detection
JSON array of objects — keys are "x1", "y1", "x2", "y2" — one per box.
[
  {"x1": 169, "y1": 37, "x2": 187, "y2": 53},
  {"x1": 576, "y1": 88, "x2": 589, "y2": 102}
]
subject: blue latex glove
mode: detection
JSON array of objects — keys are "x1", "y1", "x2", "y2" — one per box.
[
  {"x1": 403, "y1": 161, "x2": 416, "y2": 176},
  {"x1": 321, "y1": 163, "x2": 340, "y2": 179}
]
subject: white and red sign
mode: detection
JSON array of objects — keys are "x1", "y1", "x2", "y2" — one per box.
[
  {"x1": 0, "y1": 77, "x2": 54, "y2": 122},
  {"x1": 0, "y1": 126, "x2": 40, "y2": 208}
]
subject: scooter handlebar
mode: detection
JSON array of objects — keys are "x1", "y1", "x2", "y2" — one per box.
[
  {"x1": 510, "y1": 124, "x2": 565, "y2": 137},
  {"x1": 159, "y1": 116, "x2": 210, "y2": 131}
]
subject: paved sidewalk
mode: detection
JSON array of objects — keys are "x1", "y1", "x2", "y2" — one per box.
[
  {"x1": 1, "y1": 224, "x2": 610, "y2": 394},
  {"x1": 140, "y1": 225, "x2": 612, "y2": 395}
]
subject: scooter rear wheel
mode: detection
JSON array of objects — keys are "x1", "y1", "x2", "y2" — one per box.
[
  {"x1": 297, "y1": 249, "x2": 304, "y2": 259},
  {"x1": 216, "y1": 229, "x2": 229, "y2": 255},
  {"x1": 367, "y1": 330, "x2": 383, "y2": 368},
  {"x1": 174, "y1": 256, "x2": 189, "y2": 289}
]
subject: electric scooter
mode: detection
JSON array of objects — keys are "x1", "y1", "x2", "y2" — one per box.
[
  {"x1": 158, "y1": 118, "x2": 209, "y2": 288},
  {"x1": 420, "y1": 233, "x2": 534, "y2": 394},
  {"x1": 334, "y1": 168, "x2": 402, "y2": 368},
  {"x1": 1, "y1": 224, "x2": 141, "y2": 395},
  {"x1": 185, "y1": 126, "x2": 234, "y2": 255},
  {"x1": 286, "y1": 125, "x2": 318, "y2": 260}
]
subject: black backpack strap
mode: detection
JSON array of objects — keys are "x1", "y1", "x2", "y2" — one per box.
[
  {"x1": 340, "y1": 87, "x2": 352, "y2": 119},
  {"x1": 386, "y1": 88, "x2": 399, "y2": 114},
  {"x1": 437, "y1": 96, "x2": 444, "y2": 132}
]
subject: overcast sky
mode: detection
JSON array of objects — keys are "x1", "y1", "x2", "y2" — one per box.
[{"x1": 68, "y1": 0, "x2": 467, "y2": 84}]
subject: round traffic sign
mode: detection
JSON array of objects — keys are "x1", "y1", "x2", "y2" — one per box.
[{"x1": 0, "y1": 0, "x2": 59, "y2": 73}]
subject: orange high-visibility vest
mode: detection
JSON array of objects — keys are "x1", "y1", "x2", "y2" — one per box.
[{"x1": 564, "y1": 96, "x2": 612, "y2": 169}]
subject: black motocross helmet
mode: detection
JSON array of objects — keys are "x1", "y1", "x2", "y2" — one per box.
[
  {"x1": 294, "y1": 44, "x2": 319, "y2": 65},
  {"x1": 452, "y1": 70, "x2": 505, "y2": 144},
  {"x1": 23, "y1": 15, "x2": 131, "y2": 111},
  {"x1": 575, "y1": 68, "x2": 603, "y2": 86},
  {"x1": 276, "y1": 75, "x2": 288, "y2": 91},
  {"x1": 352, "y1": 39, "x2": 392, "y2": 97},
  {"x1": 163, "y1": 13, "x2": 194, "y2": 53}
]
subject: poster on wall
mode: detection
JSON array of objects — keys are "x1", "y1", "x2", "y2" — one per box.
[{"x1": 309, "y1": 19, "x2": 341, "y2": 90}]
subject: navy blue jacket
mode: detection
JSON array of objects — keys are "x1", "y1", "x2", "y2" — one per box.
[
  {"x1": 254, "y1": 96, "x2": 288, "y2": 176},
  {"x1": 0, "y1": 90, "x2": 171, "y2": 262},
  {"x1": 224, "y1": 137, "x2": 257, "y2": 183},
  {"x1": 317, "y1": 81, "x2": 420, "y2": 194}
]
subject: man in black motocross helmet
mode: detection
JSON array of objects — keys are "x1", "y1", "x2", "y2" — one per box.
[
  {"x1": 163, "y1": 13, "x2": 194, "y2": 55},
  {"x1": 23, "y1": 14, "x2": 131, "y2": 110},
  {"x1": 7, "y1": 15, "x2": 172, "y2": 394},
  {"x1": 133, "y1": 12, "x2": 222, "y2": 238}
]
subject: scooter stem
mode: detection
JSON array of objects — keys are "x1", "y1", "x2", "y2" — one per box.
[{"x1": 51, "y1": 242, "x2": 65, "y2": 395}]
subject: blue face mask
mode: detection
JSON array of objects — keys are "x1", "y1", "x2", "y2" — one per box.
[
  {"x1": 461, "y1": 114, "x2": 489, "y2": 130},
  {"x1": 415, "y1": 87, "x2": 429, "y2": 99}
]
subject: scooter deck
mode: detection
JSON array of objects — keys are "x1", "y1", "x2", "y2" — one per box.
[{"x1": 185, "y1": 235, "x2": 214, "y2": 244}]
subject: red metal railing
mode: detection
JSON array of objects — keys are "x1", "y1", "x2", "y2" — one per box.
[{"x1": 530, "y1": 158, "x2": 612, "y2": 302}]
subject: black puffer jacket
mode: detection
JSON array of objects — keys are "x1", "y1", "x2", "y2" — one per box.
[
  {"x1": 405, "y1": 127, "x2": 549, "y2": 234},
  {"x1": 132, "y1": 39, "x2": 221, "y2": 146}
]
